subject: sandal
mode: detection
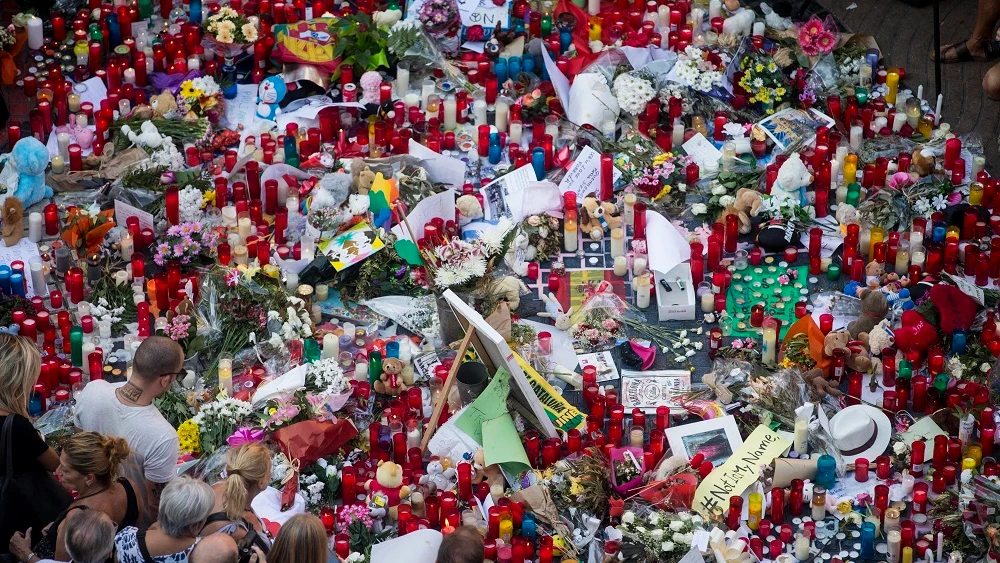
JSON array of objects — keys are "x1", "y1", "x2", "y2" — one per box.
[{"x1": 933, "y1": 39, "x2": 1000, "y2": 63}]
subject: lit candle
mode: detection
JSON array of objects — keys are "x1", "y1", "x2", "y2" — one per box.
[
  {"x1": 218, "y1": 356, "x2": 233, "y2": 395},
  {"x1": 50, "y1": 155, "x2": 66, "y2": 174},
  {"x1": 762, "y1": 317, "x2": 778, "y2": 366},
  {"x1": 26, "y1": 16, "x2": 43, "y2": 50}
]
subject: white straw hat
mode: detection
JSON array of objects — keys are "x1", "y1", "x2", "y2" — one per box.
[{"x1": 828, "y1": 404, "x2": 893, "y2": 464}]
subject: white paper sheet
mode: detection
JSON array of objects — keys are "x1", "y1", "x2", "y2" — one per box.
[
  {"x1": 480, "y1": 164, "x2": 536, "y2": 221},
  {"x1": 541, "y1": 47, "x2": 570, "y2": 115},
  {"x1": 557, "y1": 145, "x2": 623, "y2": 199},
  {"x1": 645, "y1": 209, "x2": 691, "y2": 274},
  {"x1": 391, "y1": 190, "x2": 456, "y2": 242},
  {"x1": 519, "y1": 319, "x2": 579, "y2": 370},
  {"x1": 408, "y1": 139, "x2": 467, "y2": 189},
  {"x1": 370, "y1": 529, "x2": 443, "y2": 563},
  {"x1": 682, "y1": 133, "x2": 722, "y2": 170},
  {"x1": 251, "y1": 364, "x2": 308, "y2": 406},
  {"x1": 114, "y1": 200, "x2": 156, "y2": 232}
]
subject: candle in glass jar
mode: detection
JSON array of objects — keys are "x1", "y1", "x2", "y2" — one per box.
[
  {"x1": 50, "y1": 155, "x2": 66, "y2": 174},
  {"x1": 613, "y1": 256, "x2": 628, "y2": 277}
]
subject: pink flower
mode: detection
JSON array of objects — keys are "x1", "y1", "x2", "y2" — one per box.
[
  {"x1": 814, "y1": 31, "x2": 836, "y2": 53},
  {"x1": 801, "y1": 16, "x2": 824, "y2": 37},
  {"x1": 799, "y1": 34, "x2": 820, "y2": 56},
  {"x1": 732, "y1": 339, "x2": 744, "y2": 349},
  {"x1": 584, "y1": 328, "x2": 601, "y2": 342},
  {"x1": 948, "y1": 191, "x2": 963, "y2": 205},
  {"x1": 602, "y1": 318, "x2": 619, "y2": 331},
  {"x1": 887, "y1": 171, "x2": 913, "y2": 190}
]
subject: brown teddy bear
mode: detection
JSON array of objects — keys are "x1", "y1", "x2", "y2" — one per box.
[
  {"x1": 375, "y1": 358, "x2": 409, "y2": 396},
  {"x1": 2, "y1": 197, "x2": 24, "y2": 247},
  {"x1": 911, "y1": 148, "x2": 935, "y2": 176},
  {"x1": 472, "y1": 449, "x2": 505, "y2": 498},
  {"x1": 150, "y1": 89, "x2": 178, "y2": 119},
  {"x1": 365, "y1": 460, "x2": 411, "y2": 520},
  {"x1": 350, "y1": 158, "x2": 376, "y2": 194},
  {"x1": 803, "y1": 368, "x2": 843, "y2": 399},
  {"x1": 824, "y1": 329, "x2": 872, "y2": 373},
  {"x1": 580, "y1": 197, "x2": 622, "y2": 240},
  {"x1": 847, "y1": 289, "x2": 889, "y2": 340},
  {"x1": 716, "y1": 188, "x2": 763, "y2": 234}
]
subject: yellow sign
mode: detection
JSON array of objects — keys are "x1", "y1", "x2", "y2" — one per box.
[
  {"x1": 692, "y1": 425, "x2": 791, "y2": 518},
  {"x1": 513, "y1": 353, "x2": 587, "y2": 434}
]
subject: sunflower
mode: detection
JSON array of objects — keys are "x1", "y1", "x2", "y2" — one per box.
[{"x1": 180, "y1": 80, "x2": 197, "y2": 99}]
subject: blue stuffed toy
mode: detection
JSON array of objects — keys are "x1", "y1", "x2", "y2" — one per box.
[
  {"x1": 256, "y1": 75, "x2": 287, "y2": 121},
  {"x1": 0, "y1": 137, "x2": 53, "y2": 210}
]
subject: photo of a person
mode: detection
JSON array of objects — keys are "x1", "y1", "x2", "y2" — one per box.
[{"x1": 682, "y1": 428, "x2": 736, "y2": 466}]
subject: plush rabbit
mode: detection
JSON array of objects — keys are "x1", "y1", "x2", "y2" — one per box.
[{"x1": 537, "y1": 293, "x2": 574, "y2": 330}]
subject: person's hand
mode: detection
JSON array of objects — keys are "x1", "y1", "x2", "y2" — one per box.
[
  {"x1": 248, "y1": 545, "x2": 266, "y2": 563},
  {"x1": 9, "y1": 528, "x2": 32, "y2": 561}
]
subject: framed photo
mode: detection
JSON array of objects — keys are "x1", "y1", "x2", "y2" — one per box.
[
  {"x1": 664, "y1": 415, "x2": 743, "y2": 467},
  {"x1": 757, "y1": 108, "x2": 835, "y2": 151}
]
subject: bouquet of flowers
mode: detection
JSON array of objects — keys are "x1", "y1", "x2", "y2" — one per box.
[
  {"x1": 694, "y1": 169, "x2": 764, "y2": 219},
  {"x1": 0, "y1": 23, "x2": 24, "y2": 85},
  {"x1": 62, "y1": 204, "x2": 116, "y2": 257},
  {"x1": 183, "y1": 395, "x2": 256, "y2": 455},
  {"x1": 178, "y1": 76, "x2": 225, "y2": 122},
  {"x1": 613, "y1": 71, "x2": 658, "y2": 116},
  {"x1": 161, "y1": 314, "x2": 207, "y2": 356},
  {"x1": 205, "y1": 7, "x2": 258, "y2": 44},
  {"x1": 627, "y1": 152, "x2": 695, "y2": 209},
  {"x1": 671, "y1": 46, "x2": 730, "y2": 94},
  {"x1": 569, "y1": 282, "x2": 633, "y2": 351},
  {"x1": 797, "y1": 14, "x2": 839, "y2": 57},
  {"x1": 418, "y1": 0, "x2": 460, "y2": 36},
  {"x1": 738, "y1": 52, "x2": 788, "y2": 114},
  {"x1": 153, "y1": 221, "x2": 221, "y2": 268},
  {"x1": 619, "y1": 509, "x2": 705, "y2": 563},
  {"x1": 520, "y1": 214, "x2": 563, "y2": 260},
  {"x1": 429, "y1": 219, "x2": 515, "y2": 292}
]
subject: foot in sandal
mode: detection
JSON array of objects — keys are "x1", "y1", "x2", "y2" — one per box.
[{"x1": 934, "y1": 39, "x2": 1000, "y2": 63}]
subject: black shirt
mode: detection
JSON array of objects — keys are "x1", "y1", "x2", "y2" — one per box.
[{"x1": 0, "y1": 414, "x2": 48, "y2": 476}]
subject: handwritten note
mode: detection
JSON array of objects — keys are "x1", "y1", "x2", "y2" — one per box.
[
  {"x1": 682, "y1": 133, "x2": 722, "y2": 170},
  {"x1": 454, "y1": 368, "x2": 531, "y2": 476},
  {"x1": 557, "y1": 146, "x2": 623, "y2": 199},
  {"x1": 407, "y1": 0, "x2": 509, "y2": 27},
  {"x1": 692, "y1": 425, "x2": 791, "y2": 518},
  {"x1": 0, "y1": 238, "x2": 43, "y2": 296},
  {"x1": 114, "y1": 200, "x2": 155, "y2": 232}
]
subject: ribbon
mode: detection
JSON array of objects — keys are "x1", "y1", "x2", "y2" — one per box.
[
  {"x1": 226, "y1": 426, "x2": 265, "y2": 447},
  {"x1": 709, "y1": 529, "x2": 751, "y2": 563},
  {"x1": 702, "y1": 371, "x2": 733, "y2": 404}
]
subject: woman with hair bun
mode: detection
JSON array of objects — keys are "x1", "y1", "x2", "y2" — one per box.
[
  {"x1": 200, "y1": 444, "x2": 272, "y2": 544},
  {"x1": 9, "y1": 432, "x2": 143, "y2": 563}
]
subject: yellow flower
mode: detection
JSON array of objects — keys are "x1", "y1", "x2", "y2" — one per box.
[
  {"x1": 755, "y1": 63, "x2": 764, "y2": 72},
  {"x1": 180, "y1": 81, "x2": 196, "y2": 98},
  {"x1": 776, "y1": 87, "x2": 786, "y2": 96},
  {"x1": 262, "y1": 264, "x2": 281, "y2": 278},
  {"x1": 652, "y1": 184, "x2": 672, "y2": 201},
  {"x1": 768, "y1": 63, "x2": 776, "y2": 72},
  {"x1": 569, "y1": 478, "x2": 584, "y2": 496},
  {"x1": 177, "y1": 419, "x2": 201, "y2": 455},
  {"x1": 202, "y1": 190, "x2": 216, "y2": 208},
  {"x1": 652, "y1": 153, "x2": 670, "y2": 166}
]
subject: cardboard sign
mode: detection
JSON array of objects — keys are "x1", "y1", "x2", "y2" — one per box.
[{"x1": 692, "y1": 425, "x2": 791, "y2": 518}]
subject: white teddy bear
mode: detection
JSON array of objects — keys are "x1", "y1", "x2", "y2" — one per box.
[
  {"x1": 348, "y1": 194, "x2": 370, "y2": 216},
  {"x1": 456, "y1": 195, "x2": 484, "y2": 227},
  {"x1": 773, "y1": 153, "x2": 812, "y2": 205},
  {"x1": 421, "y1": 459, "x2": 457, "y2": 492}
]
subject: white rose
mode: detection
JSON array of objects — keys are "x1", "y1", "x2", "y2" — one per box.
[
  {"x1": 711, "y1": 185, "x2": 728, "y2": 196},
  {"x1": 692, "y1": 203, "x2": 708, "y2": 215},
  {"x1": 662, "y1": 542, "x2": 675, "y2": 552},
  {"x1": 651, "y1": 530, "x2": 664, "y2": 541},
  {"x1": 622, "y1": 511, "x2": 635, "y2": 524},
  {"x1": 719, "y1": 195, "x2": 736, "y2": 207},
  {"x1": 893, "y1": 441, "x2": 906, "y2": 455},
  {"x1": 669, "y1": 520, "x2": 684, "y2": 531},
  {"x1": 648, "y1": 513, "x2": 660, "y2": 526},
  {"x1": 982, "y1": 362, "x2": 992, "y2": 372},
  {"x1": 673, "y1": 532, "x2": 685, "y2": 543}
]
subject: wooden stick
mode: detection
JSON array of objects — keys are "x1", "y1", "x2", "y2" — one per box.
[{"x1": 420, "y1": 325, "x2": 477, "y2": 452}]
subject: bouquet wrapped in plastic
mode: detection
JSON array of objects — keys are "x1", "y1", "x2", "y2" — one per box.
[{"x1": 568, "y1": 282, "x2": 636, "y2": 352}]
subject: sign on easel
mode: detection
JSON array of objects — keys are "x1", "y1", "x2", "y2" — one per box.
[{"x1": 442, "y1": 289, "x2": 558, "y2": 439}]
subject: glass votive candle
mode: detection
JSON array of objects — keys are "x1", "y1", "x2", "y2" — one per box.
[
  {"x1": 827, "y1": 263, "x2": 841, "y2": 280},
  {"x1": 783, "y1": 246, "x2": 798, "y2": 263}
]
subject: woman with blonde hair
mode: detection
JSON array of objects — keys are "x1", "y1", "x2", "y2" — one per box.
[
  {"x1": 10, "y1": 432, "x2": 142, "y2": 563},
  {"x1": 267, "y1": 514, "x2": 328, "y2": 563},
  {"x1": 200, "y1": 443, "x2": 272, "y2": 545},
  {"x1": 0, "y1": 335, "x2": 72, "y2": 557}
]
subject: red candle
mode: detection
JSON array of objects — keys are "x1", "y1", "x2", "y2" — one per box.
[
  {"x1": 982, "y1": 425, "x2": 995, "y2": 459},
  {"x1": 165, "y1": 186, "x2": 180, "y2": 225},
  {"x1": 600, "y1": 153, "x2": 614, "y2": 201},
  {"x1": 724, "y1": 213, "x2": 738, "y2": 253},
  {"x1": 44, "y1": 204, "x2": 60, "y2": 236},
  {"x1": 944, "y1": 137, "x2": 961, "y2": 170},
  {"x1": 68, "y1": 144, "x2": 82, "y2": 171},
  {"x1": 263, "y1": 179, "x2": 278, "y2": 215},
  {"x1": 713, "y1": 114, "x2": 727, "y2": 142},
  {"x1": 457, "y1": 462, "x2": 472, "y2": 500}
]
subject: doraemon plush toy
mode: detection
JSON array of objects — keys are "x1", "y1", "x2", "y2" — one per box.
[
  {"x1": 0, "y1": 137, "x2": 53, "y2": 210},
  {"x1": 256, "y1": 76, "x2": 287, "y2": 121}
]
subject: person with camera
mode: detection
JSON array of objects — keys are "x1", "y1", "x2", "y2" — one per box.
[
  {"x1": 114, "y1": 476, "x2": 214, "y2": 563},
  {"x1": 198, "y1": 444, "x2": 272, "y2": 560}
]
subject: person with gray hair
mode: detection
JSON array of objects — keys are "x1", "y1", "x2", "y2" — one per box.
[
  {"x1": 33, "y1": 510, "x2": 117, "y2": 563},
  {"x1": 114, "y1": 476, "x2": 214, "y2": 563}
]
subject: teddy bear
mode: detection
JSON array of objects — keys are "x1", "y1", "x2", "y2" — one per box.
[
  {"x1": 579, "y1": 197, "x2": 622, "y2": 240},
  {"x1": 911, "y1": 148, "x2": 935, "y2": 176},
  {"x1": 847, "y1": 288, "x2": 889, "y2": 340},
  {"x1": 803, "y1": 368, "x2": 843, "y2": 399},
  {"x1": 538, "y1": 293, "x2": 574, "y2": 330},
  {"x1": 350, "y1": 158, "x2": 376, "y2": 194},
  {"x1": 150, "y1": 89, "x2": 178, "y2": 119},
  {"x1": 717, "y1": 187, "x2": 763, "y2": 234},
  {"x1": 365, "y1": 460, "x2": 411, "y2": 520},
  {"x1": 867, "y1": 319, "x2": 895, "y2": 355},
  {"x1": 879, "y1": 271, "x2": 910, "y2": 294},
  {"x1": 256, "y1": 75, "x2": 287, "y2": 121},
  {"x1": 772, "y1": 153, "x2": 811, "y2": 204},
  {"x1": 471, "y1": 449, "x2": 505, "y2": 498},
  {"x1": 375, "y1": 358, "x2": 408, "y2": 396},
  {"x1": 2, "y1": 197, "x2": 23, "y2": 247},
  {"x1": 457, "y1": 194, "x2": 484, "y2": 227},
  {"x1": 422, "y1": 457, "x2": 458, "y2": 492},
  {"x1": 0, "y1": 137, "x2": 53, "y2": 210},
  {"x1": 824, "y1": 329, "x2": 872, "y2": 373},
  {"x1": 489, "y1": 275, "x2": 529, "y2": 310}
]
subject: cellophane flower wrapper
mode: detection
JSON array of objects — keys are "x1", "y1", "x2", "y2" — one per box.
[
  {"x1": 185, "y1": 444, "x2": 233, "y2": 484},
  {"x1": 568, "y1": 285, "x2": 639, "y2": 352},
  {"x1": 34, "y1": 403, "x2": 75, "y2": 451},
  {"x1": 360, "y1": 294, "x2": 441, "y2": 348}
]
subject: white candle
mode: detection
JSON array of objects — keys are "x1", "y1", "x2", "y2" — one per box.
[
  {"x1": 114, "y1": 270, "x2": 129, "y2": 286},
  {"x1": 28, "y1": 213, "x2": 42, "y2": 243},
  {"x1": 690, "y1": 8, "x2": 703, "y2": 28},
  {"x1": 892, "y1": 112, "x2": 906, "y2": 132},
  {"x1": 701, "y1": 292, "x2": 715, "y2": 313},
  {"x1": 613, "y1": 256, "x2": 628, "y2": 277},
  {"x1": 395, "y1": 63, "x2": 410, "y2": 98},
  {"x1": 443, "y1": 94, "x2": 457, "y2": 130},
  {"x1": 30, "y1": 261, "x2": 45, "y2": 296},
  {"x1": 633, "y1": 257, "x2": 647, "y2": 276},
  {"x1": 672, "y1": 120, "x2": 684, "y2": 148},
  {"x1": 222, "y1": 206, "x2": 237, "y2": 227},
  {"x1": 849, "y1": 125, "x2": 863, "y2": 151},
  {"x1": 794, "y1": 420, "x2": 808, "y2": 454},
  {"x1": 495, "y1": 97, "x2": 510, "y2": 133},
  {"x1": 934, "y1": 93, "x2": 943, "y2": 124},
  {"x1": 57, "y1": 132, "x2": 71, "y2": 161},
  {"x1": 709, "y1": 0, "x2": 721, "y2": 17},
  {"x1": 421, "y1": 79, "x2": 436, "y2": 107},
  {"x1": 589, "y1": 0, "x2": 600, "y2": 15},
  {"x1": 81, "y1": 342, "x2": 96, "y2": 375},
  {"x1": 316, "y1": 283, "x2": 329, "y2": 301},
  {"x1": 900, "y1": 473, "x2": 915, "y2": 494},
  {"x1": 26, "y1": 16, "x2": 43, "y2": 50},
  {"x1": 610, "y1": 228, "x2": 625, "y2": 258},
  {"x1": 830, "y1": 160, "x2": 840, "y2": 187},
  {"x1": 218, "y1": 357, "x2": 233, "y2": 395},
  {"x1": 657, "y1": 4, "x2": 670, "y2": 27},
  {"x1": 936, "y1": 532, "x2": 944, "y2": 562},
  {"x1": 635, "y1": 276, "x2": 651, "y2": 309},
  {"x1": 472, "y1": 92, "x2": 488, "y2": 126},
  {"x1": 301, "y1": 235, "x2": 316, "y2": 261},
  {"x1": 916, "y1": 85, "x2": 923, "y2": 102},
  {"x1": 509, "y1": 121, "x2": 523, "y2": 144},
  {"x1": 887, "y1": 530, "x2": 901, "y2": 563},
  {"x1": 123, "y1": 67, "x2": 137, "y2": 84},
  {"x1": 404, "y1": 91, "x2": 421, "y2": 109},
  {"x1": 285, "y1": 272, "x2": 298, "y2": 292},
  {"x1": 322, "y1": 333, "x2": 339, "y2": 359},
  {"x1": 752, "y1": 22, "x2": 765, "y2": 36},
  {"x1": 98, "y1": 318, "x2": 112, "y2": 339},
  {"x1": 238, "y1": 217, "x2": 252, "y2": 242},
  {"x1": 120, "y1": 232, "x2": 134, "y2": 259},
  {"x1": 794, "y1": 535, "x2": 810, "y2": 561}
]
